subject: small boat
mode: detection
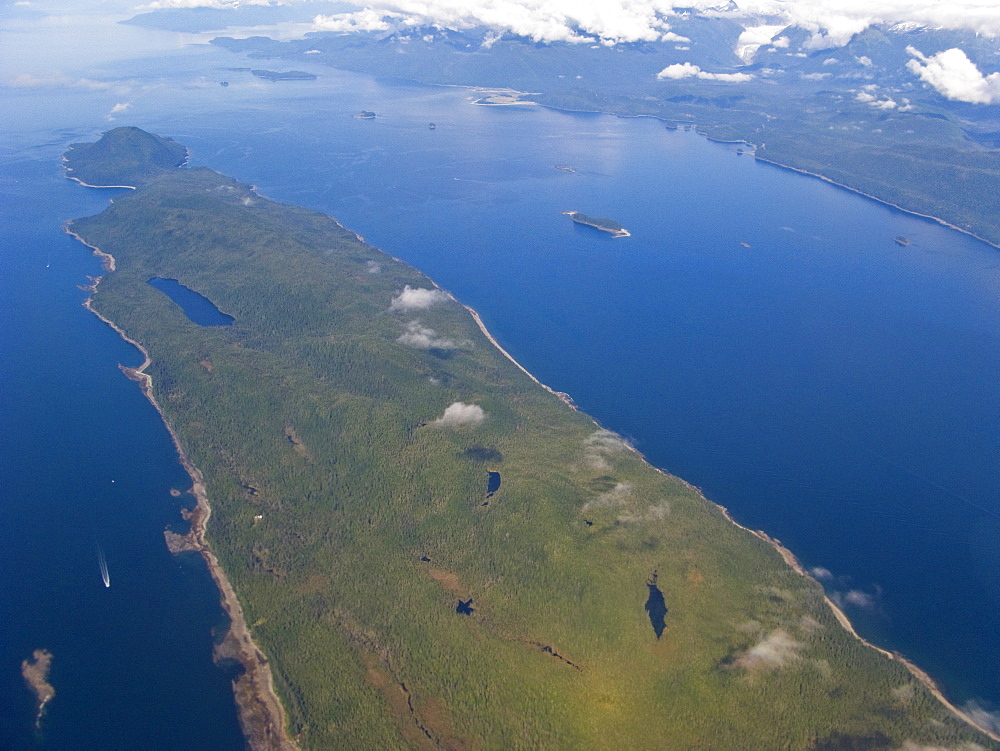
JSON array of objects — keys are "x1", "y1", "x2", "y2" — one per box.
[
  {"x1": 894, "y1": 236, "x2": 911, "y2": 246},
  {"x1": 97, "y1": 546, "x2": 110, "y2": 588}
]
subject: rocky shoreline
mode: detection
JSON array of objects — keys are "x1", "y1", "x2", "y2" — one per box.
[
  {"x1": 66, "y1": 226, "x2": 298, "y2": 751},
  {"x1": 21, "y1": 649, "x2": 55, "y2": 728}
]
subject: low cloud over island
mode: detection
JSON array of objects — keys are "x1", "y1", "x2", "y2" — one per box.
[
  {"x1": 397, "y1": 320, "x2": 460, "y2": 350},
  {"x1": 390, "y1": 285, "x2": 450, "y2": 312},
  {"x1": 907, "y1": 46, "x2": 1000, "y2": 104},
  {"x1": 433, "y1": 402, "x2": 486, "y2": 427}
]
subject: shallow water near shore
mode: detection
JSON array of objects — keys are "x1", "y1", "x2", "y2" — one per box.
[{"x1": 1, "y1": 19, "x2": 999, "y2": 744}]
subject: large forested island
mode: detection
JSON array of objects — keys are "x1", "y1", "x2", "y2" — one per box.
[{"x1": 64, "y1": 128, "x2": 997, "y2": 750}]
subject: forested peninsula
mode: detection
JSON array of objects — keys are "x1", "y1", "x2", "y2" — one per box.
[{"x1": 64, "y1": 128, "x2": 998, "y2": 750}]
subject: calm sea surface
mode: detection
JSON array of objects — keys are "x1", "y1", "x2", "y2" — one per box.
[{"x1": 2, "y1": 16, "x2": 998, "y2": 745}]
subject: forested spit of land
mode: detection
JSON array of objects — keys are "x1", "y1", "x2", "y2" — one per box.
[{"x1": 66, "y1": 128, "x2": 996, "y2": 750}]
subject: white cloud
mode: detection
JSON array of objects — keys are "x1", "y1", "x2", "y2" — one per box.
[
  {"x1": 698, "y1": 70, "x2": 754, "y2": 82},
  {"x1": 581, "y1": 480, "x2": 633, "y2": 513},
  {"x1": 141, "y1": 0, "x2": 272, "y2": 7},
  {"x1": 309, "y1": 0, "x2": 688, "y2": 44},
  {"x1": 10, "y1": 73, "x2": 119, "y2": 90},
  {"x1": 657, "y1": 62, "x2": 700, "y2": 79},
  {"x1": 433, "y1": 401, "x2": 485, "y2": 427},
  {"x1": 892, "y1": 682, "x2": 917, "y2": 703},
  {"x1": 656, "y1": 62, "x2": 753, "y2": 82},
  {"x1": 831, "y1": 587, "x2": 879, "y2": 609},
  {"x1": 809, "y1": 566, "x2": 834, "y2": 580},
  {"x1": 907, "y1": 46, "x2": 1000, "y2": 104},
  {"x1": 734, "y1": 629, "x2": 803, "y2": 671},
  {"x1": 313, "y1": 9, "x2": 397, "y2": 33},
  {"x1": 855, "y1": 89, "x2": 897, "y2": 108},
  {"x1": 618, "y1": 500, "x2": 671, "y2": 523},
  {"x1": 801, "y1": 72, "x2": 831, "y2": 80},
  {"x1": 735, "y1": 24, "x2": 785, "y2": 62},
  {"x1": 844, "y1": 589, "x2": 875, "y2": 608},
  {"x1": 961, "y1": 701, "x2": 1000, "y2": 736},
  {"x1": 580, "y1": 478, "x2": 670, "y2": 523},
  {"x1": 583, "y1": 428, "x2": 631, "y2": 469},
  {"x1": 106, "y1": 101, "x2": 132, "y2": 121},
  {"x1": 800, "y1": 615, "x2": 823, "y2": 632},
  {"x1": 366, "y1": 260, "x2": 382, "y2": 273},
  {"x1": 397, "y1": 320, "x2": 460, "y2": 349},
  {"x1": 390, "y1": 285, "x2": 449, "y2": 311}
]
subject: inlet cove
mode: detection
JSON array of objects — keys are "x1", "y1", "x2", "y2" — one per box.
[{"x1": 60, "y1": 127, "x2": 998, "y2": 750}]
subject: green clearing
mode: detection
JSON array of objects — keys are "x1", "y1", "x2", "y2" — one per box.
[{"x1": 67, "y1": 129, "x2": 996, "y2": 749}]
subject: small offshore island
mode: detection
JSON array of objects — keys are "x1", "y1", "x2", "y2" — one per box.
[
  {"x1": 62, "y1": 128, "x2": 997, "y2": 750},
  {"x1": 21, "y1": 649, "x2": 55, "y2": 728},
  {"x1": 251, "y1": 69, "x2": 317, "y2": 82},
  {"x1": 563, "y1": 210, "x2": 630, "y2": 237}
]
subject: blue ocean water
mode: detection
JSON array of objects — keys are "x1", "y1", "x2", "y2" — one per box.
[
  {"x1": 2, "y1": 17, "x2": 998, "y2": 744},
  {"x1": 0, "y1": 157, "x2": 244, "y2": 749}
]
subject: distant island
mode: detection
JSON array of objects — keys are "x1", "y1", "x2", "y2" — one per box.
[
  {"x1": 563, "y1": 210, "x2": 630, "y2": 237},
  {"x1": 62, "y1": 127, "x2": 997, "y2": 749},
  {"x1": 250, "y1": 69, "x2": 317, "y2": 82}
]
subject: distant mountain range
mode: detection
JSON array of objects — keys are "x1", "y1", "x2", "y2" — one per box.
[{"x1": 127, "y1": 5, "x2": 1000, "y2": 244}]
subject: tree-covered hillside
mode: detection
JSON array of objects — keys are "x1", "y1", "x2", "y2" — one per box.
[{"x1": 64, "y1": 127, "x2": 187, "y2": 188}]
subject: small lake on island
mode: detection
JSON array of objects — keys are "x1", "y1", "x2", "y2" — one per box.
[
  {"x1": 645, "y1": 574, "x2": 668, "y2": 639},
  {"x1": 486, "y1": 471, "x2": 501, "y2": 499},
  {"x1": 147, "y1": 278, "x2": 234, "y2": 326}
]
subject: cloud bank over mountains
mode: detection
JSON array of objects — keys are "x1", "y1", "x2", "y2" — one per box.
[
  {"x1": 141, "y1": 0, "x2": 1000, "y2": 44},
  {"x1": 312, "y1": 0, "x2": 1000, "y2": 47},
  {"x1": 138, "y1": 0, "x2": 1000, "y2": 104}
]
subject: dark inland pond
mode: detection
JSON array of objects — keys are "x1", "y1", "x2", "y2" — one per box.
[
  {"x1": 645, "y1": 572, "x2": 668, "y2": 639},
  {"x1": 146, "y1": 277, "x2": 234, "y2": 326}
]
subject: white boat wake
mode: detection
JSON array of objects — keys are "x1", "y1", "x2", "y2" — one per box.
[{"x1": 97, "y1": 545, "x2": 110, "y2": 588}]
